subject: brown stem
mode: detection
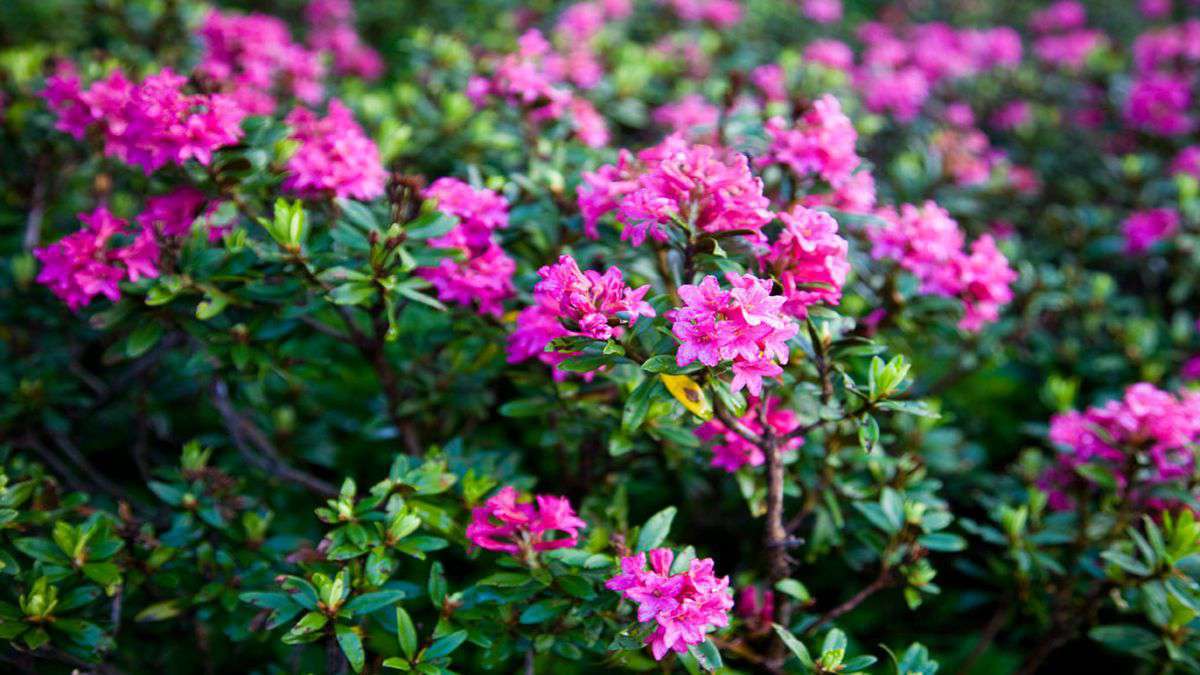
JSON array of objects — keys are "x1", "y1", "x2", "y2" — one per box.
[
  {"x1": 210, "y1": 379, "x2": 337, "y2": 497},
  {"x1": 955, "y1": 602, "x2": 1011, "y2": 675},
  {"x1": 761, "y1": 398, "x2": 794, "y2": 671},
  {"x1": 803, "y1": 568, "x2": 892, "y2": 636}
]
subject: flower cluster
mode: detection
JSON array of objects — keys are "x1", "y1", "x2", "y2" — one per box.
[
  {"x1": 659, "y1": 0, "x2": 742, "y2": 27},
  {"x1": 868, "y1": 202, "x2": 1016, "y2": 331},
  {"x1": 35, "y1": 207, "x2": 159, "y2": 310},
  {"x1": 469, "y1": 29, "x2": 609, "y2": 147},
  {"x1": 465, "y1": 486, "x2": 587, "y2": 557},
  {"x1": 137, "y1": 188, "x2": 228, "y2": 243},
  {"x1": 509, "y1": 255, "x2": 655, "y2": 374},
  {"x1": 417, "y1": 178, "x2": 515, "y2": 317},
  {"x1": 305, "y1": 0, "x2": 384, "y2": 80},
  {"x1": 759, "y1": 95, "x2": 864, "y2": 192},
  {"x1": 1040, "y1": 383, "x2": 1200, "y2": 512},
  {"x1": 761, "y1": 206, "x2": 850, "y2": 318},
  {"x1": 613, "y1": 138, "x2": 773, "y2": 246},
  {"x1": 197, "y1": 9, "x2": 325, "y2": 115},
  {"x1": 853, "y1": 22, "x2": 1021, "y2": 121},
  {"x1": 283, "y1": 100, "x2": 387, "y2": 200},
  {"x1": 670, "y1": 273, "x2": 799, "y2": 396},
  {"x1": 653, "y1": 94, "x2": 720, "y2": 140},
  {"x1": 1125, "y1": 19, "x2": 1198, "y2": 136},
  {"x1": 1030, "y1": 2, "x2": 1106, "y2": 69},
  {"x1": 43, "y1": 66, "x2": 245, "y2": 174},
  {"x1": 695, "y1": 397, "x2": 802, "y2": 471},
  {"x1": 605, "y1": 548, "x2": 733, "y2": 660},
  {"x1": 1123, "y1": 208, "x2": 1181, "y2": 254}
]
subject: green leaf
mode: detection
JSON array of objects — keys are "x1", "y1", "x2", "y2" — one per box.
[
  {"x1": 622, "y1": 377, "x2": 660, "y2": 432},
  {"x1": 345, "y1": 590, "x2": 406, "y2": 616},
  {"x1": 636, "y1": 506, "x2": 677, "y2": 552},
  {"x1": 405, "y1": 212, "x2": 458, "y2": 239},
  {"x1": 917, "y1": 533, "x2": 966, "y2": 552},
  {"x1": 396, "y1": 607, "x2": 418, "y2": 660},
  {"x1": 772, "y1": 624, "x2": 814, "y2": 668},
  {"x1": 688, "y1": 638, "x2": 723, "y2": 671},
  {"x1": 125, "y1": 322, "x2": 163, "y2": 358},
  {"x1": 476, "y1": 572, "x2": 532, "y2": 587},
  {"x1": 422, "y1": 629, "x2": 468, "y2": 660},
  {"x1": 282, "y1": 612, "x2": 328, "y2": 644},
  {"x1": 519, "y1": 599, "x2": 567, "y2": 624},
  {"x1": 775, "y1": 579, "x2": 811, "y2": 602},
  {"x1": 555, "y1": 575, "x2": 596, "y2": 600},
  {"x1": 337, "y1": 624, "x2": 366, "y2": 673},
  {"x1": 427, "y1": 562, "x2": 447, "y2": 608},
  {"x1": 1089, "y1": 624, "x2": 1159, "y2": 655}
]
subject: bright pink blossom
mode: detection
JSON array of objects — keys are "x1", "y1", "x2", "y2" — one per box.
[
  {"x1": 418, "y1": 179, "x2": 515, "y2": 317},
  {"x1": 801, "y1": 0, "x2": 842, "y2": 24},
  {"x1": 1030, "y1": 1, "x2": 1087, "y2": 33},
  {"x1": 804, "y1": 40, "x2": 854, "y2": 72},
  {"x1": 1124, "y1": 74, "x2": 1194, "y2": 136},
  {"x1": 653, "y1": 95, "x2": 720, "y2": 140},
  {"x1": 659, "y1": 0, "x2": 743, "y2": 27},
  {"x1": 762, "y1": 206, "x2": 849, "y2": 318},
  {"x1": 198, "y1": 9, "x2": 325, "y2": 115},
  {"x1": 1172, "y1": 146, "x2": 1200, "y2": 177},
  {"x1": 751, "y1": 64, "x2": 787, "y2": 103},
  {"x1": 466, "y1": 486, "x2": 587, "y2": 556},
  {"x1": 306, "y1": 0, "x2": 384, "y2": 80},
  {"x1": 617, "y1": 140, "x2": 773, "y2": 246},
  {"x1": 283, "y1": 100, "x2": 386, "y2": 200},
  {"x1": 508, "y1": 255, "x2": 655, "y2": 375},
  {"x1": 1122, "y1": 208, "x2": 1180, "y2": 254},
  {"x1": 606, "y1": 548, "x2": 734, "y2": 660},
  {"x1": 695, "y1": 397, "x2": 802, "y2": 471},
  {"x1": 954, "y1": 235, "x2": 1017, "y2": 331},
  {"x1": 758, "y1": 94, "x2": 862, "y2": 189},
  {"x1": 1040, "y1": 383, "x2": 1200, "y2": 511},
  {"x1": 670, "y1": 274, "x2": 798, "y2": 396},
  {"x1": 35, "y1": 207, "x2": 160, "y2": 310}
]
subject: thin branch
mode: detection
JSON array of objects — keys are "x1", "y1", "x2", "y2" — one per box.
[
  {"x1": 45, "y1": 428, "x2": 137, "y2": 505},
  {"x1": 803, "y1": 568, "x2": 892, "y2": 636},
  {"x1": 210, "y1": 379, "x2": 337, "y2": 497}
]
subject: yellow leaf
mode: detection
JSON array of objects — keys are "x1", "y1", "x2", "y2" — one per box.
[{"x1": 660, "y1": 374, "x2": 712, "y2": 420}]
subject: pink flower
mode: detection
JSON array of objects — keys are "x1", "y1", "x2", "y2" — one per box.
[
  {"x1": 1040, "y1": 383, "x2": 1200, "y2": 511},
  {"x1": 35, "y1": 207, "x2": 160, "y2": 310},
  {"x1": 418, "y1": 179, "x2": 515, "y2": 317},
  {"x1": 856, "y1": 67, "x2": 930, "y2": 122},
  {"x1": 670, "y1": 273, "x2": 798, "y2": 396},
  {"x1": 695, "y1": 396, "x2": 802, "y2": 471},
  {"x1": 758, "y1": 94, "x2": 862, "y2": 189},
  {"x1": 801, "y1": 0, "x2": 842, "y2": 24},
  {"x1": 42, "y1": 67, "x2": 245, "y2": 174},
  {"x1": 750, "y1": 64, "x2": 787, "y2": 103},
  {"x1": 606, "y1": 549, "x2": 734, "y2": 660},
  {"x1": 954, "y1": 235, "x2": 1017, "y2": 331},
  {"x1": 660, "y1": 0, "x2": 743, "y2": 27},
  {"x1": 869, "y1": 202, "x2": 1015, "y2": 331},
  {"x1": 466, "y1": 486, "x2": 587, "y2": 557},
  {"x1": 653, "y1": 95, "x2": 720, "y2": 140},
  {"x1": 137, "y1": 188, "x2": 208, "y2": 238},
  {"x1": 1030, "y1": 1, "x2": 1087, "y2": 33},
  {"x1": 1124, "y1": 74, "x2": 1195, "y2": 136},
  {"x1": 804, "y1": 40, "x2": 854, "y2": 72},
  {"x1": 1122, "y1": 208, "x2": 1181, "y2": 254},
  {"x1": 1140, "y1": 0, "x2": 1172, "y2": 19},
  {"x1": 617, "y1": 140, "x2": 773, "y2": 246},
  {"x1": 762, "y1": 206, "x2": 849, "y2": 318},
  {"x1": 305, "y1": 0, "x2": 384, "y2": 79},
  {"x1": 198, "y1": 9, "x2": 325, "y2": 115},
  {"x1": 991, "y1": 100, "x2": 1032, "y2": 130},
  {"x1": 1182, "y1": 356, "x2": 1200, "y2": 382},
  {"x1": 283, "y1": 100, "x2": 386, "y2": 200},
  {"x1": 1033, "y1": 30, "x2": 1106, "y2": 69},
  {"x1": 1172, "y1": 146, "x2": 1200, "y2": 177},
  {"x1": 508, "y1": 255, "x2": 655, "y2": 375}
]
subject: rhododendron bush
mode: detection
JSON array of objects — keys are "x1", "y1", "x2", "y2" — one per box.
[{"x1": 2, "y1": 0, "x2": 1200, "y2": 672}]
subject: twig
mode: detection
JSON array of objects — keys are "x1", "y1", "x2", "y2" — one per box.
[
  {"x1": 954, "y1": 601, "x2": 1010, "y2": 675},
  {"x1": 803, "y1": 568, "x2": 892, "y2": 636},
  {"x1": 18, "y1": 435, "x2": 88, "y2": 494},
  {"x1": 210, "y1": 379, "x2": 337, "y2": 497},
  {"x1": 45, "y1": 428, "x2": 137, "y2": 505}
]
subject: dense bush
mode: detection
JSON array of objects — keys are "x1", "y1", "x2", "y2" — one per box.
[{"x1": 0, "y1": 0, "x2": 1198, "y2": 672}]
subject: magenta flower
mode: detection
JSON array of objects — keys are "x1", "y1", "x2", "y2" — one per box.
[
  {"x1": 305, "y1": 0, "x2": 383, "y2": 80},
  {"x1": 1122, "y1": 208, "x2": 1180, "y2": 254},
  {"x1": 1030, "y1": 1, "x2": 1087, "y2": 33},
  {"x1": 197, "y1": 9, "x2": 325, "y2": 115},
  {"x1": 1171, "y1": 146, "x2": 1200, "y2": 178},
  {"x1": 42, "y1": 67, "x2": 245, "y2": 174},
  {"x1": 1124, "y1": 74, "x2": 1195, "y2": 136},
  {"x1": 417, "y1": 178, "x2": 515, "y2": 317},
  {"x1": 801, "y1": 0, "x2": 842, "y2": 24},
  {"x1": 750, "y1": 64, "x2": 787, "y2": 103},
  {"x1": 803, "y1": 40, "x2": 854, "y2": 72},
  {"x1": 508, "y1": 255, "x2": 655, "y2": 376},
  {"x1": 759, "y1": 94, "x2": 863, "y2": 191},
  {"x1": 617, "y1": 140, "x2": 773, "y2": 246},
  {"x1": 1040, "y1": 383, "x2": 1200, "y2": 511},
  {"x1": 137, "y1": 188, "x2": 208, "y2": 239},
  {"x1": 465, "y1": 486, "x2": 587, "y2": 557},
  {"x1": 1033, "y1": 30, "x2": 1106, "y2": 69},
  {"x1": 762, "y1": 206, "x2": 850, "y2": 318},
  {"x1": 954, "y1": 235, "x2": 1017, "y2": 332},
  {"x1": 669, "y1": 273, "x2": 798, "y2": 396},
  {"x1": 653, "y1": 95, "x2": 720, "y2": 140},
  {"x1": 283, "y1": 99, "x2": 386, "y2": 201},
  {"x1": 606, "y1": 548, "x2": 734, "y2": 660},
  {"x1": 35, "y1": 207, "x2": 160, "y2": 310},
  {"x1": 659, "y1": 0, "x2": 743, "y2": 27},
  {"x1": 695, "y1": 396, "x2": 802, "y2": 471}
]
